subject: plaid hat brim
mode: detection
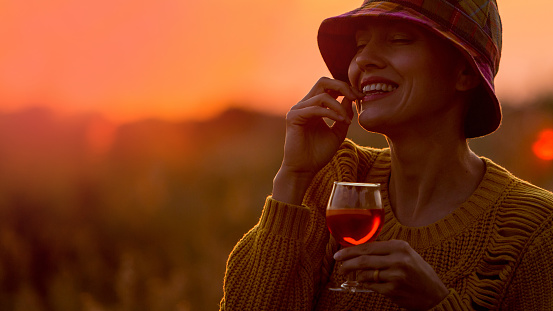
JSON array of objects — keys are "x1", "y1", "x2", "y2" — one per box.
[{"x1": 317, "y1": 0, "x2": 501, "y2": 138}]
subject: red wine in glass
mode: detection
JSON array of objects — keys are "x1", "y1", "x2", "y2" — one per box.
[
  {"x1": 326, "y1": 182, "x2": 383, "y2": 292},
  {"x1": 326, "y1": 209, "x2": 384, "y2": 247}
]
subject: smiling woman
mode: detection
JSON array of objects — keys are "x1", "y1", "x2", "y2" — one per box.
[{"x1": 220, "y1": 0, "x2": 553, "y2": 310}]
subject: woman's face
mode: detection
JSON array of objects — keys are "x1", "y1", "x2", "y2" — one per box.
[{"x1": 348, "y1": 19, "x2": 469, "y2": 137}]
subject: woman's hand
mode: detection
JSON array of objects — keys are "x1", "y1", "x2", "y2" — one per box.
[
  {"x1": 334, "y1": 240, "x2": 450, "y2": 311},
  {"x1": 272, "y1": 77, "x2": 363, "y2": 205}
]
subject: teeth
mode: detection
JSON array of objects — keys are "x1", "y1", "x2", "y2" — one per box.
[{"x1": 362, "y1": 83, "x2": 397, "y2": 93}]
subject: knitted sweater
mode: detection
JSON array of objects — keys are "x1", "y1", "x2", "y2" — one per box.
[{"x1": 220, "y1": 140, "x2": 553, "y2": 310}]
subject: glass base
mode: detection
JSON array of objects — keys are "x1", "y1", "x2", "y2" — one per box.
[{"x1": 327, "y1": 281, "x2": 373, "y2": 293}]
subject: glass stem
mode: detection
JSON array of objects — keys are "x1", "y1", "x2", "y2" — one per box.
[{"x1": 341, "y1": 271, "x2": 361, "y2": 292}]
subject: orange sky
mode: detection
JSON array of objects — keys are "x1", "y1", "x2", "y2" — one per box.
[{"x1": 0, "y1": 0, "x2": 552, "y2": 123}]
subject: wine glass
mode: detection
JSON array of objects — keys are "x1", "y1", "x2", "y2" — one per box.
[{"x1": 326, "y1": 181, "x2": 383, "y2": 292}]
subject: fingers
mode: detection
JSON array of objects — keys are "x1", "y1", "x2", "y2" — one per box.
[
  {"x1": 287, "y1": 105, "x2": 348, "y2": 125},
  {"x1": 291, "y1": 94, "x2": 354, "y2": 125},
  {"x1": 357, "y1": 269, "x2": 385, "y2": 284},
  {"x1": 335, "y1": 240, "x2": 414, "y2": 279},
  {"x1": 302, "y1": 77, "x2": 364, "y2": 102},
  {"x1": 334, "y1": 240, "x2": 410, "y2": 261},
  {"x1": 289, "y1": 77, "x2": 361, "y2": 126},
  {"x1": 330, "y1": 98, "x2": 355, "y2": 137},
  {"x1": 294, "y1": 93, "x2": 349, "y2": 120},
  {"x1": 338, "y1": 252, "x2": 388, "y2": 275}
]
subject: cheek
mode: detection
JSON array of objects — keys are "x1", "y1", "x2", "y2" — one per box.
[
  {"x1": 347, "y1": 60, "x2": 360, "y2": 87},
  {"x1": 392, "y1": 53, "x2": 428, "y2": 78},
  {"x1": 399, "y1": 52, "x2": 456, "y2": 88}
]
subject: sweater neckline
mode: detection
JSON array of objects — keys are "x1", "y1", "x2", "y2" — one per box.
[{"x1": 365, "y1": 149, "x2": 513, "y2": 249}]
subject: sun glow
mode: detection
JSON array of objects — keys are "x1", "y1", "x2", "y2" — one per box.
[
  {"x1": 0, "y1": 1, "x2": 552, "y2": 121},
  {"x1": 532, "y1": 129, "x2": 553, "y2": 161}
]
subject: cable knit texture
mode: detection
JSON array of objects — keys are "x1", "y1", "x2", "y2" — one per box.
[{"x1": 220, "y1": 140, "x2": 553, "y2": 310}]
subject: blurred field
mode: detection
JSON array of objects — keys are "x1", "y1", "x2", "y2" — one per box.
[{"x1": 1, "y1": 97, "x2": 553, "y2": 310}]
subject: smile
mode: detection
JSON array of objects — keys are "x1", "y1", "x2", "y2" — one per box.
[
  {"x1": 359, "y1": 82, "x2": 398, "y2": 104},
  {"x1": 362, "y1": 83, "x2": 397, "y2": 94}
]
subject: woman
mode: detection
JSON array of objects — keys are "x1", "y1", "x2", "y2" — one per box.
[{"x1": 220, "y1": 0, "x2": 553, "y2": 310}]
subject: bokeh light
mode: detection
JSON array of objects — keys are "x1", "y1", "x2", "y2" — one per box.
[{"x1": 532, "y1": 129, "x2": 553, "y2": 161}]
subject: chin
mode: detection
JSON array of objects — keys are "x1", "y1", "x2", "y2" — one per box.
[
  {"x1": 358, "y1": 116, "x2": 385, "y2": 134},
  {"x1": 358, "y1": 109, "x2": 399, "y2": 137}
]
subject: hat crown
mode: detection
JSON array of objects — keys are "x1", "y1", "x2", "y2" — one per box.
[{"x1": 358, "y1": 0, "x2": 502, "y2": 74}]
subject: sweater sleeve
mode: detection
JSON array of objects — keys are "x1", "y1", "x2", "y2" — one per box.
[
  {"x1": 220, "y1": 142, "x2": 378, "y2": 310},
  {"x1": 500, "y1": 223, "x2": 553, "y2": 310},
  {"x1": 219, "y1": 197, "x2": 318, "y2": 311}
]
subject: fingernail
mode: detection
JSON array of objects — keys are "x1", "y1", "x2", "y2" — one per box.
[{"x1": 334, "y1": 251, "x2": 342, "y2": 260}]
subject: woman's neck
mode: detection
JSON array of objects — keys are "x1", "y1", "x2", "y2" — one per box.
[{"x1": 386, "y1": 134, "x2": 485, "y2": 227}]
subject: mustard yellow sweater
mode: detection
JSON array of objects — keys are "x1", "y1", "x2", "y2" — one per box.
[{"x1": 221, "y1": 141, "x2": 553, "y2": 310}]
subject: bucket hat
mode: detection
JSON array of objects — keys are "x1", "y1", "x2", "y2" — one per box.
[{"x1": 318, "y1": 0, "x2": 502, "y2": 138}]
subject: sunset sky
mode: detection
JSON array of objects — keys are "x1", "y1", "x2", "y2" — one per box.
[{"x1": 1, "y1": 0, "x2": 552, "y2": 123}]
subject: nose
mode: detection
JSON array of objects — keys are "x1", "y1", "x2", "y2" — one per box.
[{"x1": 354, "y1": 41, "x2": 386, "y2": 70}]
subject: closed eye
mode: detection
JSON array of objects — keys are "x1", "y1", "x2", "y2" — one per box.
[
  {"x1": 389, "y1": 33, "x2": 415, "y2": 44},
  {"x1": 390, "y1": 38, "x2": 413, "y2": 44}
]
